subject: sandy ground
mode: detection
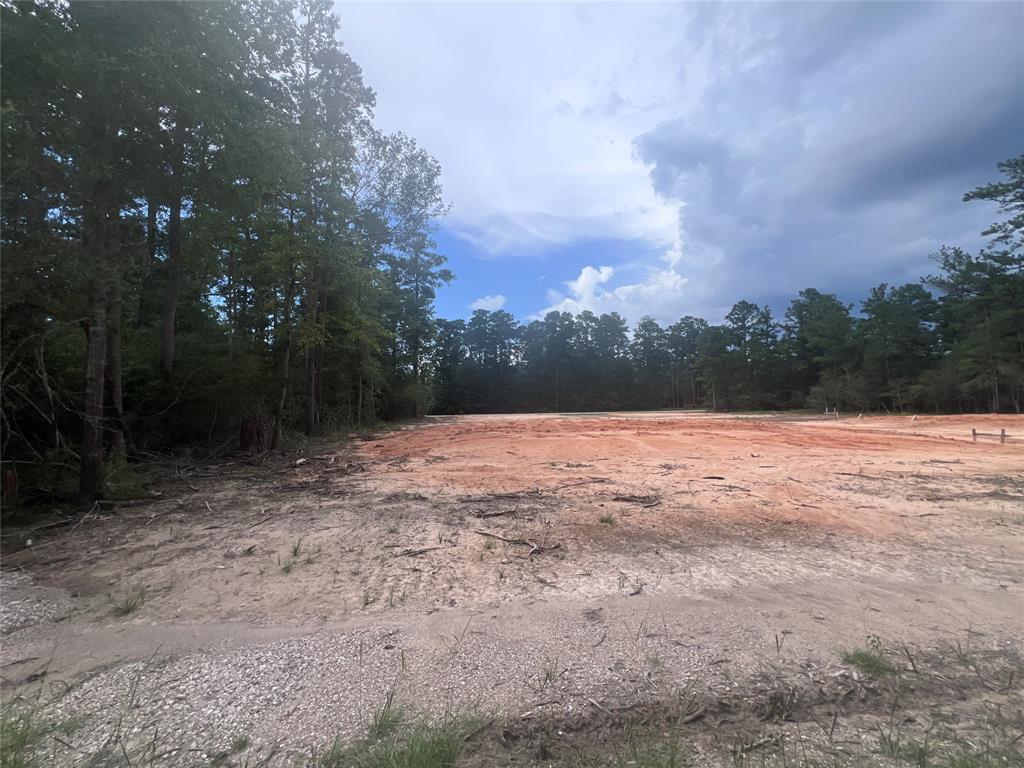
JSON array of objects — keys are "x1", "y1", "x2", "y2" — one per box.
[{"x1": 1, "y1": 412, "x2": 1022, "y2": 764}]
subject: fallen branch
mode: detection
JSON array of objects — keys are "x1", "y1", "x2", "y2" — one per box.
[
  {"x1": 551, "y1": 477, "x2": 611, "y2": 491},
  {"x1": 1, "y1": 657, "x2": 39, "y2": 669},
  {"x1": 680, "y1": 706, "x2": 706, "y2": 724},
  {"x1": 472, "y1": 509, "x2": 519, "y2": 519},
  {"x1": 394, "y1": 546, "x2": 442, "y2": 558},
  {"x1": 474, "y1": 529, "x2": 561, "y2": 555},
  {"x1": 458, "y1": 490, "x2": 540, "y2": 502},
  {"x1": 247, "y1": 512, "x2": 273, "y2": 529},
  {"x1": 612, "y1": 494, "x2": 660, "y2": 507},
  {"x1": 223, "y1": 545, "x2": 256, "y2": 559},
  {"x1": 738, "y1": 735, "x2": 779, "y2": 754}
]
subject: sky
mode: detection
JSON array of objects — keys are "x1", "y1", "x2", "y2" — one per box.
[{"x1": 336, "y1": 1, "x2": 1024, "y2": 326}]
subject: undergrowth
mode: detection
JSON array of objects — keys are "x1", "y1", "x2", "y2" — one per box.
[
  {"x1": 307, "y1": 694, "x2": 483, "y2": 768},
  {"x1": 841, "y1": 647, "x2": 895, "y2": 677}
]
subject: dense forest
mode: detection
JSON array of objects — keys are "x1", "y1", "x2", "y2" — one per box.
[
  {"x1": 2, "y1": 1, "x2": 451, "y2": 503},
  {"x1": 1, "y1": 1, "x2": 1022, "y2": 506}
]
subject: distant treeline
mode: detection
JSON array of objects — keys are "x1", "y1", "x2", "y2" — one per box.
[{"x1": 431, "y1": 158, "x2": 1024, "y2": 417}]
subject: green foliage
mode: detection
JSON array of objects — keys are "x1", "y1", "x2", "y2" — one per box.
[
  {"x1": 109, "y1": 587, "x2": 146, "y2": 617},
  {"x1": 0, "y1": 704, "x2": 48, "y2": 768},
  {"x1": 103, "y1": 460, "x2": 147, "y2": 501},
  {"x1": 0, "y1": 698, "x2": 80, "y2": 768},
  {"x1": 307, "y1": 704, "x2": 479, "y2": 768},
  {"x1": 841, "y1": 647, "x2": 895, "y2": 676},
  {"x1": 368, "y1": 690, "x2": 406, "y2": 741},
  {"x1": 612, "y1": 738, "x2": 688, "y2": 768},
  {"x1": 1, "y1": 0, "x2": 451, "y2": 503}
]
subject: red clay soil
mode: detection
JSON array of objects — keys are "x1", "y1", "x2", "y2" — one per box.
[{"x1": 361, "y1": 412, "x2": 1024, "y2": 537}]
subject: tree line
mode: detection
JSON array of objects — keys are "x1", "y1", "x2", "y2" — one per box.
[
  {"x1": 2, "y1": 1, "x2": 450, "y2": 503},
  {"x1": 429, "y1": 157, "x2": 1023, "y2": 417}
]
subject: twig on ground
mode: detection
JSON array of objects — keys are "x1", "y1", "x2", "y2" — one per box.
[
  {"x1": 394, "y1": 546, "x2": 442, "y2": 557},
  {"x1": 472, "y1": 508, "x2": 519, "y2": 518},
  {"x1": 474, "y1": 529, "x2": 561, "y2": 555},
  {"x1": 248, "y1": 511, "x2": 273, "y2": 529}
]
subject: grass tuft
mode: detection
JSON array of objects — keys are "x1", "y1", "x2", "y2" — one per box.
[
  {"x1": 368, "y1": 690, "x2": 405, "y2": 741},
  {"x1": 0, "y1": 699, "x2": 80, "y2": 768},
  {"x1": 307, "y1": 711, "x2": 481, "y2": 768},
  {"x1": 613, "y1": 737, "x2": 688, "y2": 768},
  {"x1": 842, "y1": 647, "x2": 895, "y2": 676},
  {"x1": 109, "y1": 587, "x2": 146, "y2": 617},
  {"x1": 0, "y1": 704, "x2": 48, "y2": 768}
]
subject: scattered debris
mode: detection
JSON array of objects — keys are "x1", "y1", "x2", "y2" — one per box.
[
  {"x1": 394, "y1": 546, "x2": 442, "y2": 558},
  {"x1": 611, "y1": 494, "x2": 660, "y2": 507},
  {"x1": 223, "y1": 545, "x2": 256, "y2": 559},
  {"x1": 474, "y1": 530, "x2": 561, "y2": 556}
]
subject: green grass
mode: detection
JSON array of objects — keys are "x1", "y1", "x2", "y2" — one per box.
[
  {"x1": 109, "y1": 587, "x2": 146, "y2": 617},
  {"x1": 841, "y1": 647, "x2": 895, "y2": 676},
  {"x1": 0, "y1": 700, "x2": 81, "y2": 768},
  {"x1": 599, "y1": 514, "x2": 615, "y2": 525},
  {"x1": 368, "y1": 690, "x2": 405, "y2": 741},
  {"x1": 307, "y1": 699, "x2": 481, "y2": 768},
  {"x1": 362, "y1": 723, "x2": 465, "y2": 768},
  {"x1": 103, "y1": 459, "x2": 148, "y2": 500},
  {"x1": 613, "y1": 738, "x2": 688, "y2": 768},
  {"x1": 879, "y1": 723, "x2": 1022, "y2": 768},
  {"x1": 0, "y1": 706, "x2": 48, "y2": 768}
]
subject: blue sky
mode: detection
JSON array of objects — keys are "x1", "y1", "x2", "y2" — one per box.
[{"x1": 337, "y1": 1, "x2": 1023, "y2": 325}]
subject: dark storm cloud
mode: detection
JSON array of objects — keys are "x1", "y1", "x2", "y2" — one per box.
[{"x1": 635, "y1": 1, "x2": 1024, "y2": 314}]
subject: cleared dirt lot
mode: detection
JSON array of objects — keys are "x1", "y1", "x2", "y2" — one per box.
[{"x1": 2, "y1": 413, "x2": 1022, "y2": 765}]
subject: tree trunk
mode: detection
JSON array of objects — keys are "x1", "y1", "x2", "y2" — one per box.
[
  {"x1": 138, "y1": 199, "x2": 158, "y2": 329},
  {"x1": 159, "y1": 119, "x2": 187, "y2": 375},
  {"x1": 271, "y1": 263, "x2": 298, "y2": 451},
  {"x1": 357, "y1": 373, "x2": 363, "y2": 428},
  {"x1": 80, "y1": 202, "x2": 109, "y2": 503},
  {"x1": 304, "y1": 264, "x2": 327, "y2": 436},
  {"x1": 146, "y1": 199, "x2": 158, "y2": 261},
  {"x1": 105, "y1": 261, "x2": 129, "y2": 461}
]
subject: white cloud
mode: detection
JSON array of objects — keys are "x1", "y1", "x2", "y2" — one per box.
[
  {"x1": 538, "y1": 265, "x2": 688, "y2": 325},
  {"x1": 336, "y1": 2, "x2": 688, "y2": 261},
  {"x1": 469, "y1": 294, "x2": 507, "y2": 312},
  {"x1": 338, "y1": 2, "x2": 1019, "y2": 324}
]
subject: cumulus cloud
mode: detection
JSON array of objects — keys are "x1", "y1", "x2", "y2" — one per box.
[
  {"x1": 470, "y1": 294, "x2": 507, "y2": 312},
  {"x1": 338, "y1": 3, "x2": 685, "y2": 262},
  {"x1": 538, "y1": 265, "x2": 688, "y2": 325},
  {"x1": 338, "y1": 1, "x2": 1022, "y2": 323}
]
